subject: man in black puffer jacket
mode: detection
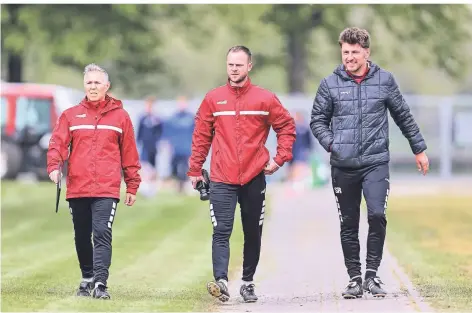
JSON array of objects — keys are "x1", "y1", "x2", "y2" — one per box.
[{"x1": 310, "y1": 27, "x2": 429, "y2": 299}]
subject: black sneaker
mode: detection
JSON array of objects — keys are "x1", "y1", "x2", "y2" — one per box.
[
  {"x1": 207, "y1": 280, "x2": 230, "y2": 302},
  {"x1": 342, "y1": 279, "x2": 363, "y2": 299},
  {"x1": 363, "y1": 276, "x2": 387, "y2": 298},
  {"x1": 92, "y1": 283, "x2": 111, "y2": 300},
  {"x1": 76, "y1": 281, "x2": 93, "y2": 297},
  {"x1": 240, "y1": 283, "x2": 258, "y2": 303}
]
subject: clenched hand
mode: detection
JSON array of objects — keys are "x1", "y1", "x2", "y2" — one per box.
[
  {"x1": 264, "y1": 159, "x2": 280, "y2": 175},
  {"x1": 49, "y1": 170, "x2": 62, "y2": 184}
]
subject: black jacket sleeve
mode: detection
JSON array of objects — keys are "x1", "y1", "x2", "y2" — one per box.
[
  {"x1": 310, "y1": 79, "x2": 334, "y2": 152},
  {"x1": 386, "y1": 73, "x2": 427, "y2": 155}
]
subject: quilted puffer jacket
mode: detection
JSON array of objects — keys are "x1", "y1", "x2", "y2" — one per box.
[{"x1": 310, "y1": 61, "x2": 427, "y2": 169}]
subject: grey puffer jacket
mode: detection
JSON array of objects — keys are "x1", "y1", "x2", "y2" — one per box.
[{"x1": 310, "y1": 62, "x2": 427, "y2": 169}]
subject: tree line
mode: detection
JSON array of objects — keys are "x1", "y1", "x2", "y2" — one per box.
[{"x1": 2, "y1": 4, "x2": 471, "y2": 98}]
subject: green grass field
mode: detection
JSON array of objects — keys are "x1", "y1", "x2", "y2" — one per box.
[
  {"x1": 1, "y1": 181, "x2": 244, "y2": 312},
  {"x1": 387, "y1": 193, "x2": 472, "y2": 312}
]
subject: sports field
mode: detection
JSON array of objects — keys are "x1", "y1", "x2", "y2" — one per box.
[
  {"x1": 386, "y1": 192, "x2": 472, "y2": 312},
  {"x1": 1, "y1": 181, "x2": 243, "y2": 312},
  {"x1": 2, "y1": 180, "x2": 472, "y2": 312}
]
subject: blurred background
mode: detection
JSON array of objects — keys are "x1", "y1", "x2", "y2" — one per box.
[
  {"x1": 1, "y1": 4, "x2": 472, "y2": 312},
  {"x1": 1, "y1": 3, "x2": 471, "y2": 190}
]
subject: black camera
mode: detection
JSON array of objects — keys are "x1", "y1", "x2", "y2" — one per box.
[{"x1": 195, "y1": 169, "x2": 210, "y2": 201}]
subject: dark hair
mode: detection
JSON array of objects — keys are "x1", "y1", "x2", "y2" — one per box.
[
  {"x1": 227, "y1": 45, "x2": 252, "y2": 62},
  {"x1": 338, "y1": 27, "x2": 370, "y2": 48}
]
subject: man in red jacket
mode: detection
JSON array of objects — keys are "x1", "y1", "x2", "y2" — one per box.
[
  {"x1": 47, "y1": 63, "x2": 141, "y2": 300},
  {"x1": 188, "y1": 46, "x2": 296, "y2": 303}
]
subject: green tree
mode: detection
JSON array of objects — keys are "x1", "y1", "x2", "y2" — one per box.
[
  {"x1": 261, "y1": 4, "x2": 472, "y2": 94},
  {"x1": 1, "y1": 4, "x2": 162, "y2": 93}
]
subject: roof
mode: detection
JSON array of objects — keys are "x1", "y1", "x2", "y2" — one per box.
[{"x1": 1, "y1": 82, "x2": 58, "y2": 97}]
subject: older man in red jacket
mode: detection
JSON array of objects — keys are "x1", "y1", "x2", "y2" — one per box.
[
  {"x1": 188, "y1": 46, "x2": 296, "y2": 303},
  {"x1": 47, "y1": 63, "x2": 141, "y2": 300}
]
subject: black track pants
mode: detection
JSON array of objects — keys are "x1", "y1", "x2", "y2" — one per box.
[
  {"x1": 331, "y1": 163, "x2": 390, "y2": 280},
  {"x1": 68, "y1": 197, "x2": 118, "y2": 286},
  {"x1": 210, "y1": 172, "x2": 266, "y2": 282}
]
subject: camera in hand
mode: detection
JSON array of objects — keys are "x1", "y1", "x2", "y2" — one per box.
[{"x1": 195, "y1": 169, "x2": 210, "y2": 201}]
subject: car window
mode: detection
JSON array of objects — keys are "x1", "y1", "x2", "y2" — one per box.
[
  {"x1": 15, "y1": 97, "x2": 51, "y2": 133},
  {"x1": 1, "y1": 97, "x2": 7, "y2": 127}
]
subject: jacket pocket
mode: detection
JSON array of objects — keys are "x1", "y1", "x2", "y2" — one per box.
[
  {"x1": 212, "y1": 149, "x2": 221, "y2": 173},
  {"x1": 330, "y1": 143, "x2": 340, "y2": 158},
  {"x1": 380, "y1": 128, "x2": 389, "y2": 152}
]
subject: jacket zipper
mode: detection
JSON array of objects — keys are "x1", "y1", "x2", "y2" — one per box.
[
  {"x1": 236, "y1": 88, "x2": 242, "y2": 185},
  {"x1": 358, "y1": 82, "x2": 362, "y2": 161}
]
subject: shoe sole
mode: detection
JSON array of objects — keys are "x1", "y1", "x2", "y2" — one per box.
[
  {"x1": 243, "y1": 298, "x2": 258, "y2": 303},
  {"x1": 364, "y1": 290, "x2": 386, "y2": 298},
  {"x1": 207, "y1": 282, "x2": 229, "y2": 302},
  {"x1": 342, "y1": 294, "x2": 363, "y2": 299}
]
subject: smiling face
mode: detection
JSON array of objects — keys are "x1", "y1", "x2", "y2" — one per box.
[
  {"x1": 341, "y1": 42, "x2": 370, "y2": 75},
  {"x1": 84, "y1": 71, "x2": 110, "y2": 101},
  {"x1": 338, "y1": 27, "x2": 372, "y2": 76}
]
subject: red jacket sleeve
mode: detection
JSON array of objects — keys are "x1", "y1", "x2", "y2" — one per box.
[
  {"x1": 268, "y1": 94, "x2": 296, "y2": 167},
  {"x1": 187, "y1": 94, "x2": 215, "y2": 177},
  {"x1": 120, "y1": 112, "x2": 142, "y2": 195},
  {"x1": 47, "y1": 113, "x2": 71, "y2": 174}
]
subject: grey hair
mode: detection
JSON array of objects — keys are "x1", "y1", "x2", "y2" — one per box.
[{"x1": 83, "y1": 63, "x2": 109, "y2": 82}]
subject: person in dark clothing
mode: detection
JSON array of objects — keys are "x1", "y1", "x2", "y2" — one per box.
[
  {"x1": 187, "y1": 46, "x2": 296, "y2": 303},
  {"x1": 310, "y1": 27, "x2": 429, "y2": 299},
  {"x1": 136, "y1": 96, "x2": 163, "y2": 169},
  {"x1": 288, "y1": 111, "x2": 313, "y2": 181},
  {"x1": 165, "y1": 96, "x2": 195, "y2": 193}
]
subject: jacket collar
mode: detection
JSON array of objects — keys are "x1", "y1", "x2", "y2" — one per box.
[
  {"x1": 226, "y1": 77, "x2": 252, "y2": 95},
  {"x1": 80, "y1": 94, "x2": 123, "y2": 113},
  {"x1": 334, "y1": 61, "x2": 380, "y2": 82}
]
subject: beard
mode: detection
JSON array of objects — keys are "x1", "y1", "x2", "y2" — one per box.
[{"x1": 229, "y1": 74, "x2": 247, "y2": 84}]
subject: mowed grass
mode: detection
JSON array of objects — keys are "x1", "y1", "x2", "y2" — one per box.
[
  {"x1": 386, "y1": 193, "x2": 472, "y2": 312},
  {"x1": 1, "y1": 181, "x2": 244, "y2": 312}
]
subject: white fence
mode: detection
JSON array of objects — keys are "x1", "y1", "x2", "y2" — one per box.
[{"x1": 123, "y1": 94, "x2": 472, "y2": 178}]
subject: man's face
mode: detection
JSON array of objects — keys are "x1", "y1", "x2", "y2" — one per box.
[
  {"x1": 84, "y1": 71, "x2": 110, "y2": 101},
  {"x1": 341, "y1": 42, "x2": 370, "y2": 75},
  {"x1": 226, "y1": 51, "x2": 252, "y2": 85}
]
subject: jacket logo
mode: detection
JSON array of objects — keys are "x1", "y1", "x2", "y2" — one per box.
[
  {"x1": 216, "y1": 100, "x2": 227, "y2": 105},
  {"x1": 76, "y1": 114, "x2": 86, "y2": 118},
  {"x1": 340, "y1": 91, "x2": 350, "y2": 95}
]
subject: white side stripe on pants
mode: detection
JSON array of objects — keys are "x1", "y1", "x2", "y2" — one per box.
[
  {"x1": 108, "y1": 202, "x2": 116, "y2": 229},
  {"x1": 259, "y1": 200, "x2": 265, "y2": 226},
  {"x1": 210, "y1": 204, "x2": 217, "y2": 227},
  {"x1": 334, "y1": 195, "x2": 343, "y2": 223},
  {"x1": 384, "y1": 189, "x2": 390, "y2": 214}
]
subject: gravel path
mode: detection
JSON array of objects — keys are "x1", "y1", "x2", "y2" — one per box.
[{"x1": 214, "y1": 182, "x2": 434, "y2": 312}]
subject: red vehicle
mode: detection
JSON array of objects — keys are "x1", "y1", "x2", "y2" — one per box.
[{"x1": 1, "y1": 82, "x2": 83, "y2": 180}]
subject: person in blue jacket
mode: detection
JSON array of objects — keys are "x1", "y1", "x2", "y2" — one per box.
[
  {"x1": 136, "y1": 96, "x2": 163, "y2": 171},
  {"x1": 288, "y1": 110, "x2": 313, "y2": 181},
  {"x1": 164, "y1": 96, "x2": 195, "y2": 193}
]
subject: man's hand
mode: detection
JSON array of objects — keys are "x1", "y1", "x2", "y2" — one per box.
[
  {"x1": 49, "y1": 170, "x2": 61, "y2": 184},
  {"x1": 264, "y1": 159, "x2": 280, "y2": 175},
  {"x1": 125, "y1": 193, "x2": 136, "y2": 206},
  {"x1": 415, "y1": 151, "x2": 429, "y2": 175},
  {"x1": 190, "y1": 175, "x2": 204, "y2": 189}
]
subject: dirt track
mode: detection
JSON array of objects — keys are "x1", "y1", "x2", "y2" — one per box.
[{"x1": 213, "y1": 179, "x2": 442, "y2": 312}]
